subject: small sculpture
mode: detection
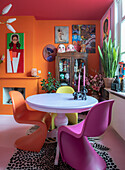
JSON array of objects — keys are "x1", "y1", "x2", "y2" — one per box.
[
  {"x1": 57, "y1": 44, "x2": 65, "y2": 53},
  {"x1": 31, "y1": 68, "x2": 37, "y2": 77},
  {"x1": 59, "y1": 60, "x2": 63, "y2": 71},
  {"x1": 0, "y1": 54, "x2": 5, "y2": 64},
  {"x1": 66, "y1": 44, "x2": 76, "y2": 52},
  {"x1": 80, "y1": 43, "x2": 86, "y2": 53},
  {"x1": 73, "y1": 86, "x2": 88, "y2": 100}
]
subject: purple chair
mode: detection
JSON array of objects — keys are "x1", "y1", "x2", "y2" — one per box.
[{"x1": 58, "y1": 100, "x2": 114, "y2": 170}]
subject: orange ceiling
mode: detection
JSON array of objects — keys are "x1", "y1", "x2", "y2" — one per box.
[{"x1": 0, "y1": 0, "x2": 113, "y2": 20}]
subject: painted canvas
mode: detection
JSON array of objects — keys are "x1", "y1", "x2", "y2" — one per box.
[
  {"x1": 72, "y1": 25, "x2": 81, "y2": 52},
  {"x1": 55, "y1": 26, "x2": 69, "y2": 43},
  {"x1": 72, "y1": 25, "x2": 96, "y2": 53},
  {"x1": 7, "y1": 33, "x2": 24, "y2": 73},
  {"x1": 100, "y1": 9, "x2": 111, "y2": 47}
]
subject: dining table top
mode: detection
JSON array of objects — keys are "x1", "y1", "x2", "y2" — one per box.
[{"x1": 26, "y1": 93, "x2": 98, "y2": 113}]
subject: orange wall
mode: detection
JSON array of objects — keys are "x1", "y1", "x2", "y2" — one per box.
[
  {"x1": 0, "y1": 16, "x2": 100, "y2": 93},
  {"x1": 0, "y1": 16, "x2": 36, "y2": 78}
]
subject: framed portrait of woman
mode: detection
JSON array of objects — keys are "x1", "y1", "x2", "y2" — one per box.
[
  {"x1": 100, "y1": 9, "x2": 111, "y2": 47},
  {"x1": 55, "y1": 26, "x2": 69, "y2": 44},
  {"x1": 7, "y1": 33, "x2": 24, "y2": 73}
]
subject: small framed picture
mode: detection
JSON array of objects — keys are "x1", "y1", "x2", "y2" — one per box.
[{"x1": 55, "y1": 26, "x2": 69, "y2": 44}]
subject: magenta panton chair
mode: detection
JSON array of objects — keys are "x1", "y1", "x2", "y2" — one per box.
[{"x1": 58, "y1": 99, "x2": 114, "y2": 170}]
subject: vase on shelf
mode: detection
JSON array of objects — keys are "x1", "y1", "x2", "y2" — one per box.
[{"x1": 103, "y1": 78, "x2": 114, "y2": 89}]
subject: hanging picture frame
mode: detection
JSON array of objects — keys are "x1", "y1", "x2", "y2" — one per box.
[
  {"x1": 100, "y1": 8, "x2": 111, "y2": 48},
  {"x1": 43, "y1": 44, "x2": 57, "y2": 62},
  {"x1": 72, "y1": 24, "x2": 96, "y2": 53},
  {"x1": 7, "y1": 33, "x2": 24, "y2": 73},
  {"x1": 55, "y1": 26, "x2": 69, "y2": 44}
]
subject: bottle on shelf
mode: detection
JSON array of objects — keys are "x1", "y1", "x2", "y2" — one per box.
[
  {"x1": 74, "y1": 59, "x2": 78, "y2": 72},
  {"x1": 60, "y1": 73, "x2": 65, "y2": 80},
  {"x1": 111, "y1": 75, "x2": 121, "y2": 92},
  {"x1": 63, "y1": 60, "x2": 67, "y2": 72},
  {"x1": 59, "y1": 60, "x2": 63, "y2": 72},
  {"x1": 74, "y1": 72, "x2": 78, "y2": 87},
  {"x1": 65, "y1": 73, "x2": 70, "y2": 84},
  {"x1": 74, "y1": 72, "x2": 78, "y2": 80},
  {"x1": 121, "y1": 76, "x2": 125, "y2": 92},
  {"x1": 66, "y1": 59, "x2": 70, "y2": 72}
]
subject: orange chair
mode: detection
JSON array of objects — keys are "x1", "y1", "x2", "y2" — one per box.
[{"x1": 9, "y1": 91, "x2": 51, "y2": 152}]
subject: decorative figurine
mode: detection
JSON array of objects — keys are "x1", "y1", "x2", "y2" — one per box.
[
  {"x1": 59, "y1": 60, "x2": 63, "y2": 71},
  {"x1": 119, "y1": 61, "x2": 125, "y2": 78},
  {"x1": 111, "y1": 76, "x2": 121, "y2": 92},
  {"x1": 0, "y1": 54, "x2": 5, "y2": 64},
  {"x1": 31, "y1": 68, "x2": 37, "y2": 77},
  {"x1": 74, "y1": 59, "x2": 78, "y2": 72},
  {"x1": 66, "y1": 44, "x2": 76, "y2": 52},
  {"x1": 80, "y1": 43, "x2": 86, "y2": 53},
  {"x1": 121, "y1": 76, "x2": 125, "y2": 92},
  {"x1": 57, "y1": 44, "x2": 65, "y2": 53},
  {"x1": 63, "y1": 60, "x2": 67, "y2": 71},
  {"x1": 73, "y1": 86, "x2": 88, "y2": 100},
  {"x1": 60, "y1": 73, "x2": 65, "y2": 79},
  {"x1": 65, "y1": 73, "x2": 69, "y2": 80}
]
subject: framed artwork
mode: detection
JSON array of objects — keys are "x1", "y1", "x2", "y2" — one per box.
[
  {"x1": 43, "y1": 44, "x2": 57, "y2": 62},
  {"x1": 72, "y1": 25, "x2": 96, "y2": 53},
  {"x1": 55, "y1": 26, "x2": 69, "y2": 43},
  {"x1": 100, "y1": 8, "x2": 111, "y2": 47},
  {"x1": 7, "y1": 33, "x2": 24, "y2": 73}
]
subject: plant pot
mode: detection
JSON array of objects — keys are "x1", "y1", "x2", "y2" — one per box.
[{"x1": 103, "y1": 78, "x2": 114, "y2": 88}]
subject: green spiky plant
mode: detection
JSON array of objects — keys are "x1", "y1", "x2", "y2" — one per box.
[{"x1": 98, "y1": 30, "x2": 119, "y2": 78}]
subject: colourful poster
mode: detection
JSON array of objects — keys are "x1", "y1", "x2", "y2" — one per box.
[
  {"x1": 7, "y1": 33, "x2": 24, "y2": 73},
  {"x1": 72, "y1": 25, "x2": 96, "y2": 53}
]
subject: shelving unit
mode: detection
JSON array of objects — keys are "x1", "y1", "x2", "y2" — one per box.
[{"x1": 55, "y1": 51, "x2": 88, "y2": 91}]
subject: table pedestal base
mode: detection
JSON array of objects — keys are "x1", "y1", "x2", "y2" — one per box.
[{"x1": 54, "y1": 113, "x2": 68, "y2": 165}]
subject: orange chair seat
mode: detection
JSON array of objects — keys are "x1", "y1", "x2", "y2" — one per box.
[{"x1": 9, "y1": 91, "x2": 51, "y2": 152}]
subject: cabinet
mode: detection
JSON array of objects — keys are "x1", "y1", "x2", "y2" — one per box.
[{"x1": 55, "y1": 52, "x2": 88, "y2": 91}]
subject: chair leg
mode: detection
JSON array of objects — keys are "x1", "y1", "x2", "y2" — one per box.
[{"x1": 15, "y1": 124, "x2": 47, "y2": 152}]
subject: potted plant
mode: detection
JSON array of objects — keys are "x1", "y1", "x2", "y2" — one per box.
[
  {"x1": 85, "y1": 73, "x2": 104, "y2": 100},
  {"x1": 41, "y1": 72, "x2": 61, "y2": 93},
  {"x1": 98, "y1": 30, "x2": 119, "y2": 88}
]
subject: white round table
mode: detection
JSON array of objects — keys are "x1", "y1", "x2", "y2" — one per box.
[{"x1": 26, "y1": 93, "x2": 98, "y2": 165}]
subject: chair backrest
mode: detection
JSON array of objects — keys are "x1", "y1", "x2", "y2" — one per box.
[
  {"x1": 83, "y1": 99, "x2": 114, "y2": 137},
  {"x1": 9, "y1": 91, "x2": 27, "y2": 122},
  {"x1": 56, "y1": 86, "x2": 75, "y2": 94}
]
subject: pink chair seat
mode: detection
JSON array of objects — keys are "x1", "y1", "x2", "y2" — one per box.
[{"x1": 58, "y1": 100, "x2": 114, "y2": 170}]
